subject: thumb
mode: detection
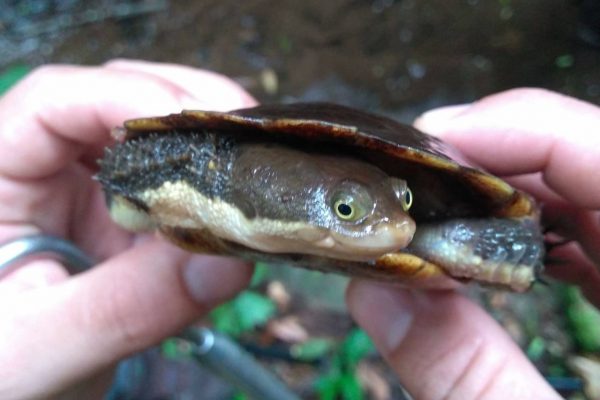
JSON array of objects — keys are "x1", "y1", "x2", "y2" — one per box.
[
  {"x1": 346, "y1": 280, "x2": 561, "y2": 400},
  {"x1": 0, "y1": 238, "x2": 252, "y2": 398}
]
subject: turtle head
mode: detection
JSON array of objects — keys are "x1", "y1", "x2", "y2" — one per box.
[{"x1": 321, "y1": 177, "x2": 416, "y2": 260}]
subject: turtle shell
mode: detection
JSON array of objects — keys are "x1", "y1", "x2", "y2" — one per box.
[
  {"x1": 105, "y1": 103, "x2": 541, "y2": 290},
  {"x1": 121, "y1": 103, "x2": 535, "y2": 223}
]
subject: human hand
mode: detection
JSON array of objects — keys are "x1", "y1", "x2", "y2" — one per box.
[
  {"x1": 0, "y1": 60, "x2": 256, "y2": 399},
  {"x1": 347, "y1": 88, "x2": 600, "y2": 399}
]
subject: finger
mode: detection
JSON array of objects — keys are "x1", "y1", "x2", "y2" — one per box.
[
  {"x1": 347, "y1": 281, "x2": 561, "y2": 400},
  {"x1": 0, "y1": 259, "x2": 68, "y2": 292},
  {"x1": 104, "y1": 59, "x2": 258, "y2": 110},
  {"x1": 0, "y1": 161, "x2": 131, "y2": 259},
  {"x1": 504, "y1": 173, "x2": 565, "y2": 205},
  {"x1": 0, "y1": 239, "x2": 253, "y2": 399},
  {"x1": 0, "y1": 62, "x2": 256, "y2": 179},
  {"x1": 501, "y1": 173, "x2": 600, "y2": 307},
  {"x1": 544, "y1": 205, "x2": 600, "y2": 267},
  {"x1": 505, "y1": 173, "x2": 600, "y2": 270},
  {"x1": 546, "y1": 242, "x2": 600, "y2": 308},
  {"x1": 414, "y1": 88, "x2": 600, "y2": 208}
]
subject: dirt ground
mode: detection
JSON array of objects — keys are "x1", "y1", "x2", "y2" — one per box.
[{"x1": 3, "y1": 0, "x2": 599, "y2": 114}]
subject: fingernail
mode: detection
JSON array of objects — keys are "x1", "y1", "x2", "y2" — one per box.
[
  {"x1": 348, "y1": 281, "x2": 414, "y2": 352},
  {"x1": 182, "y1": 255, "x2": 252, "y2": 305},
  {"x1": 413, "y1": 104, "x2": 471, "y2": 134}
]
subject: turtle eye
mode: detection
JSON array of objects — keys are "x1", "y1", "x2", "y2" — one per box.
[
  {"x1": 402, "y1": 188, "x2": 413, "y2": 211},
  {"x1": 334, "y1": 198, "x2": 357, "y2": 220},
  {"x1": 331, "y1": 186, "x2": 372, "y2": 222},
  {"x1": 388, "y1": 178, "x2": 412, "y2": 212}
]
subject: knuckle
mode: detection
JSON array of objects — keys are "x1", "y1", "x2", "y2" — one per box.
[
  {"x1": 496, "y1": 87, "x2": 559, "y2": 103},
  {"x1": 23, "y1": 64, "x2": 69, "y2": 84},
  {"x1": 103, "y1": 58, "x2": 134, "y2": 69},
  {"x1": 12, "y1": 64, "x2": 79, "y2": 96}
]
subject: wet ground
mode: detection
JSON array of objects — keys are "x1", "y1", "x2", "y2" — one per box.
[
  {"x1": 3, "y1": 0, "x2": 599, "y2": 117},
  {"x1": 2, "y1": 1, "x2": 600, "y2": 399}
]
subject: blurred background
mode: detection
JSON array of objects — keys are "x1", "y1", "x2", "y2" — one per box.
[{"x1": 1, "y1": 1, "x2": 599, "y2": 399}]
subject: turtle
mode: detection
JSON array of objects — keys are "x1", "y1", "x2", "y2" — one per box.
[{"x1": 96, "y1": 103, "x2": 544, "y2": 291}]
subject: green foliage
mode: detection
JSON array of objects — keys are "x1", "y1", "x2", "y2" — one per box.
[
  {"x1": 526, "y1": 336, "x2": 546, "y2": 361},
  {"x1": 250, "y1": 262, "x2": 270, "y2": 287},
  {"x1": 210, "y1": 290, "x2": 276, "y2": 338},
  {"x1": 161, "y1": 337, "x2": 187, "y2": 360},
  {"x1": 555, "y1": 54, "x2": 574, "y2": 69},
  {"x1": 315, "y1": 369, "x2": 340, "y2": 400},
  {"x1": 161, "y1": 338, "x2": 180, "y2": 359},
  {"x1": 210, "y1": 264, "x2": 277, "y2": 337},
  {"x1": 564, "y1": 287, "x2": 600, "y2": 352},
  {"x1": 291, "y1": 338, "x2": 335, "y2": 362},
  {"x1": 316, "y1": 364, "x2": 363, "y2": 400},
  {"x1": 315, "y1": 328, "x2": 376, "y2": 400},
  {"x1": 0, "y1": 65, "x2": 30, "y2": 95},
  {"x1": 339, "y1": 328, "x2": 375, "y2": 368},
  {"x1": 315, "y1": 357, "x2": 364, "y2": 400},
  {"x1": 231, "y1": 392, "x2": 248, "y2": 400},
  {"x1": 160, "y1": 337, "x2": 199, "y2": 361}
]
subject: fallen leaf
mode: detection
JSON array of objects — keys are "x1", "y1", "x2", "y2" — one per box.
[
  {"x1": 357, "y1": 361, "x2": 390, "y2": 400},
  {"x1": 267, "y1": 280, "x2": 291, "y2": 311},
  {"x1": 568, "y1": 355, "x2": 600, "y2": 399},
  {"x1": 267, "y1": 316, "x2": 309, "y2": 343}
]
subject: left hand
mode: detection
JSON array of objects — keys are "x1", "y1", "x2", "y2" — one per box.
[{"x1": 0, "y1": 60, "x2": 256, "y2": 399}]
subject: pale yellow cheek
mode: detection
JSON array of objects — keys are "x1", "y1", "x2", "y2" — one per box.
[
  {"x1": 137, "y1": 180, "x2": 330, "y2": 254},
  {"x1": 109, "y1": 195, "x2": 155, "y2": 231}
]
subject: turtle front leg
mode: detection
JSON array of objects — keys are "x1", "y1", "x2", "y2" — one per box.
[{"x1": 407, "y1": 218, "x2": 544, "y2": 291}]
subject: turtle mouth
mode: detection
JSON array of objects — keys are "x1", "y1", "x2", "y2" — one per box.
[{"x1": 327, "y1": 219, "x2": 416, "y2": 260}]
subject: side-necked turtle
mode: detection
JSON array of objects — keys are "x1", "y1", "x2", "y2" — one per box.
[{"x1": 96, "y1": 103, "x2": 544, "y2": 291}]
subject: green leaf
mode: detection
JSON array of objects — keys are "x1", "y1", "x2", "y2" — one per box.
[
  {"x1": 0, "y1": 65, "x2": 30, "y2": 95},
  {"x1": 250, "y1": 262, "x2": 270, "y2": 287},
  {"x1": 339, "y1": 373, "x2": 364, "y2": 400},
  {"x1": 555, "y1": 54, "x2": 574, "y2": 69},
  {"x1": 161, "y1": 338, "x2": 181, "y2": 359},
  {"x1": 236, "y1": 291, "x2": 277, "y2": 330},
  {"x1": 231, "y1": 392, "x2": 248, "y2": 400},
  {"x1": 564, "y1": 287, "x2": 600, "y2": 352},
  {"x1": 315, "y1": 370, "x2": 342, "y2": 400},
  {"x1": 211, "y1": 302, "x2": 244, "y2": 336},
  {"x1": 526, "y1": 337, "x2": 545, "y2": 361},
  {"x1": 313, "y1": 330, "x2": 372, "y2": 399},
  {"x1": 161, "y1": 338, "x2": 192, "y2": 360},
  {"x1": 291, "y1": 338, "x2": 335, "y2": 361},
  {"x1": 210, "y1": 290, "x2": 276, "y2": 337},
  {"x1": 340, "y1": 328, "x2": 375, "y2": 368}
]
